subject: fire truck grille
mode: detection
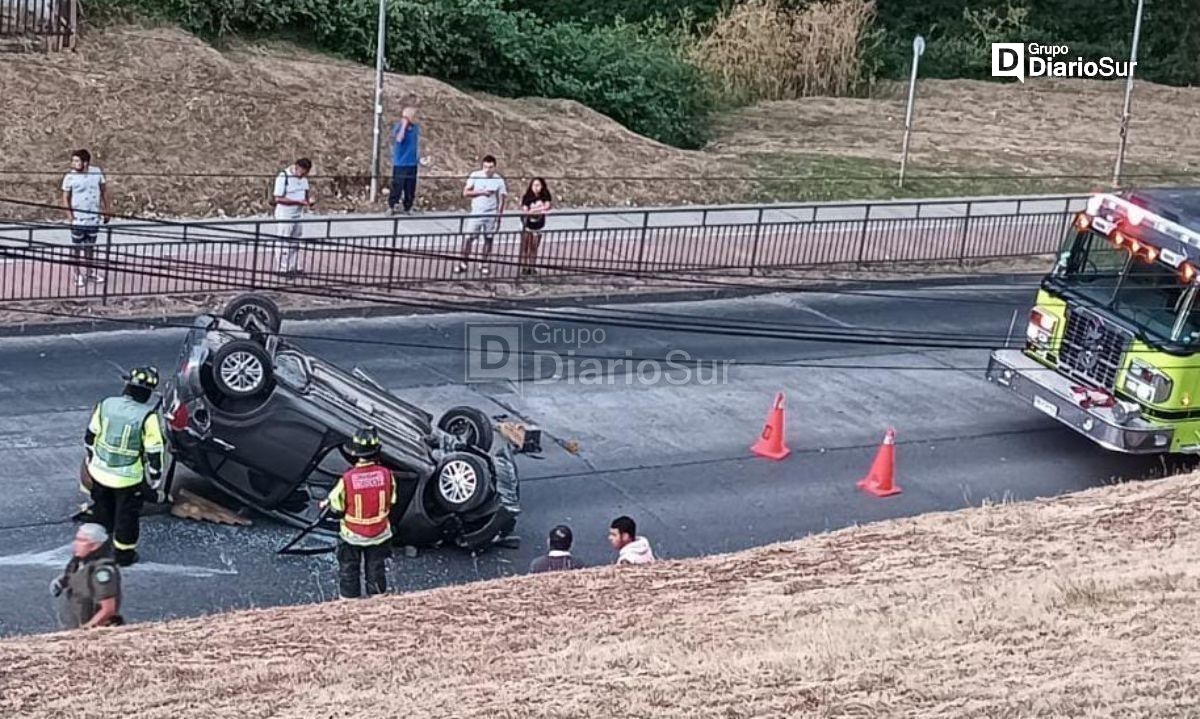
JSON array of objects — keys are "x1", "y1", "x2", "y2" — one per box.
[{"x1": 1057, "y1": 308, "x2": 1132, "y2": 390}]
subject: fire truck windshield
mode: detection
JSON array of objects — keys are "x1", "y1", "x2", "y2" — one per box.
[{"x1": 1057, "y1": 229, "x2": 1200, "y2": 346}]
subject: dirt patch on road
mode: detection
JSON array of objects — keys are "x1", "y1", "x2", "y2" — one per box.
[{"x1": 3, "y1": 471, "x2": 1199, "y2": 717}]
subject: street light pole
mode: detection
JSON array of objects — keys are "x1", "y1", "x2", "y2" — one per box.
[
  {"x1": 1112, "y1": 0, "x2": 1145, "y2": 188},
  {"x1": 898, "y1": 35, "x2": 925, "y2": 189},
  {"x1": 368, "y1": 0, "x2": 387, "y2": 203}
]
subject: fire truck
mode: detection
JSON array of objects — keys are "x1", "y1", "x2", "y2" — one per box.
[{"x1": 986, "y1": 188, "x2": 1200, "y2": 454}]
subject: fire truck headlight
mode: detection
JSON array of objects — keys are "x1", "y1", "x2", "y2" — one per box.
[
  {"x1": 1123, "y1": 360, "x2": 1173, "y2": 404},
  {"x1": 1026, "y1": 306, "x2": 1058, "y2": 351}
]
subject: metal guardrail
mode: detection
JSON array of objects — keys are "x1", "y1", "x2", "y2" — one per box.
[
  {"x1": 0, "y1": 0, "x2": 77, "y2": 49},
  {"x1": 0, "y1": 195, "x2": 1088, "y2": 305}
]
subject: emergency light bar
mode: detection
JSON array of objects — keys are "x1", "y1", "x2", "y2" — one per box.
[{"x1": 1085, "y1": 193, "x2": 1200, "y2": 254}]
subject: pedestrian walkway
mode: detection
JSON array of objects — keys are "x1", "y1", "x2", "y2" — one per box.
[
  {"x1": 0, "y1": 193, "x2": 1085, "y2": 247},
  {"x1": 0, "y1": 193, "x2": 1083, "y2": 305}
]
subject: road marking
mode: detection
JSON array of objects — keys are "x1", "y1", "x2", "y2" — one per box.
[
  {"x1": 791, "y1": 299, "x2": 856, "y2": 328},
  {"x1": 0, "y1": 543, "x2": 238, "y2": 577}
]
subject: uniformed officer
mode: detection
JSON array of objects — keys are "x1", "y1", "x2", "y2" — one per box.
[
  {"x1": 84, "y1": 366, "x2": 164, "y2": 566},
  {"x1": 51, "y1": 523, "x2": 123, "y2": 629},
  {"x1": 320, "y1": 427, "x2": 398, "y2": 599}
]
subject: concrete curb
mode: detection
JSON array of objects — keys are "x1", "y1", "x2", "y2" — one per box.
[{"x1": 0, "y1": 272, "x2": 1036, "y2": 339}]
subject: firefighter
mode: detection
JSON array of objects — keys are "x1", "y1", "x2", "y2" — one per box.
[
  {"x1": 84, "y1": 366, "x2": 164, "y2": 567},
  {"x1": 320, "y1": 426, "x2": 398, "y2": 599}
]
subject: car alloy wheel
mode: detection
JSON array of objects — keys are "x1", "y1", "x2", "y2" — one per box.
[
  {"x1": 219, "y1": 350, "x2": 265, "y2": 393},
  {"x1": 438, "y1": 459, "x2": 478, "y2": 506}
]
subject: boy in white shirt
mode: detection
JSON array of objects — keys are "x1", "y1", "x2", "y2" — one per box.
[
  {"x1": 60, "y1": 149, "x2": 110, "y2": 288},
  {"x1": 273, "y1": 158, "x2": 314, "y2": 276},
  {"x1": 458, "y1": 155, "x2": 507, "y2": 276}
]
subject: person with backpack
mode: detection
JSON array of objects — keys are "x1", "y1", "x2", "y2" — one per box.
[{"x1": 272, "y1": 158, "x2": 315, "y2": 277}]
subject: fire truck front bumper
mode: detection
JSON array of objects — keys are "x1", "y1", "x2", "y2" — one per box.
[{"x1": 985, "y1": 349, "x2": 1173, "y2": 454}]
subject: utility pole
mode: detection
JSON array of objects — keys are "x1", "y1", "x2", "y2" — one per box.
[
  {"x1": 1112, "y1": 0, "x2": 1145, "y2": 188},
  {"x1": 898, "y1": 35, "x2": 925, "y2": 188},
  {"x1": 368, "y1": 0, "x2": 387, "y2": 203}
]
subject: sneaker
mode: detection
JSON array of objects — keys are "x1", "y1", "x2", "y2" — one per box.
[
  {"x1": 89, "y1": 274, "x2": 105, "y2": 284},
  {"x1": 74, "y1": 275, "x2": 87, "y2": 288},
  {"x1": 480, "y1": 266, "x2": 490, "y2": 276},
  {"x1": 115, "y1": 550, "x2": 139, "y2": 567},
  {"x1": 453, "y1": 263, "x2": 468, "y2": 274}
]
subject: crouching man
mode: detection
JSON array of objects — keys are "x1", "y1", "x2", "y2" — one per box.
[
  {"x1": 51, "y1": 523, "x2": 124, "y2": 630},
  {"x1": 321, "y1": 427, "x2": 397, "y2": 599}
]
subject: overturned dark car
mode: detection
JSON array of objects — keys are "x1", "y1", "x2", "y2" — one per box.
[{"x1": 160, "y1": 294, "x2": 538, "y2": 551}]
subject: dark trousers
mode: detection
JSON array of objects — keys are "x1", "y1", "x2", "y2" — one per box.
[
  {"x1": 90, "y1": 482, "x2": 142, "y2": 564},
  {"x1": 336, "y1": 541, "x2": 390, "y2": 598},
  {"x1": 389, "y1": 165, "x2": 418, "y2": 211}
]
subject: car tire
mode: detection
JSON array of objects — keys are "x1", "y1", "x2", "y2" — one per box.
[
  {"x1": 437, "y1": 406, "x2": 495, "y2": 452},
  {"x1": 433, "y1": 452, "x2": 491, "y2": 514},
  {"x1": 223, "y1": 293, "x2": 282, "y2": 334},
  {"x1": 212, "y1": 339, "x2": 273, "y2": 399}
]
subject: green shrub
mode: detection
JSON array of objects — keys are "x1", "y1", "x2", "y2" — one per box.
[
  {"x1": 870, "y1": 0, "x2": 1200, "y2": 86},
  {"x1": 504, "y1": 0, "x2": 730, "y2": 30}
]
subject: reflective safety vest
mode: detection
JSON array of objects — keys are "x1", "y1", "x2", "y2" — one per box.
[
  {"x1": 88, "y1": 396, "x2": 159, "y2": 489},
  {"x1": 334, "y1": 464, "x2": 395, "y2": 544}
]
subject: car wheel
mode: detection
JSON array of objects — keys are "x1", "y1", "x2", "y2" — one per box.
[
  {"x1": 223, "y1": 293, "x2": 282, "y2": 334},
  {"x1": 434, "y1": 453, "x2": 491, "y2": 513},
  {"x1": 212, "y1": 339, "x2": 273, "y2": 399},
  {"x1": 437, "y1": 406, "x2": 494, "y2": 451}
]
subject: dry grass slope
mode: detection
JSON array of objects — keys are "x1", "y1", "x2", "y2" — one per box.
[
  {"x1": 3, "y1": 474, "x2": 1200, "y2": 718},
  {"x1": 3, "y1": 25, "x2": 1200, "y2": 220},
  {"x1": 0, "y1": 26, "x2": 733, "y2": 220}
]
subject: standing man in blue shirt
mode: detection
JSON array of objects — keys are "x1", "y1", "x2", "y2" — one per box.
[{"x1": 388, "y1": 107, "x2": 421, "y2": 215}]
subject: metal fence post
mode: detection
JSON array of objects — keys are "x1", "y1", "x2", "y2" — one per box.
[
  {"x1": 855, "y1": 204, "x2": 872, "y2": 265},
  {"x1": 252, "y1": 224, "x2": 261, "y2": 289},
  {"x1": 635, "y1": 212, "x2": 650, "y2": 275},
  {"x1": 387, "y1": 216, "x2": 400, "y2": 289},
  {"x1": 748, "y1": 207, "x2": 765, "y2": 276},
  {"x1": 101, "y1": 226, "x2": 112, "y2": 305},
  {"x1": 957, "y1": 201, "x2": 973, "y2": 265}
]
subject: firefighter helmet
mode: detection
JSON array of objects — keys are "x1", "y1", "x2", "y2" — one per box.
[
  {"x1": 123, "y1": 366, "x2": 160, "y2": 391},
  {"x1": 345, "y1": 426, "x2": 383, "y2": 459}
]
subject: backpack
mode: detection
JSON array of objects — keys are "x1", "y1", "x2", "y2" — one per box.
[{"x1": 269, "y1": 170, "x2": 290, "y2": 206}]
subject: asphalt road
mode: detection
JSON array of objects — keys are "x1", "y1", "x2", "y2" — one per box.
[{"x1": 0, "y1": 279, "x2": 1188, "y2": 636}]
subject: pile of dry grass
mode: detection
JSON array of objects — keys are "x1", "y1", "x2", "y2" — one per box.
[
  {"x1": 3, "y1": 472, "x2": 1200, "y2": 717},
  {"x1": 693, "y1": 0, "x2": 875, "y2": 105},
  {"x1": 0, "y1": 25, "x2": 741, "y2": 221}
]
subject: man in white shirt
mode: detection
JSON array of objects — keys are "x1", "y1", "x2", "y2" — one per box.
[
  {"x1": 61, "y1": 149, "x2": 110, "y2": 288},
  {"x1": 458, "y1": 155, "x2": 507, "y2": 276},
  {"x1": 273, "y1": 158, "x2": 314, "y2": 276}
]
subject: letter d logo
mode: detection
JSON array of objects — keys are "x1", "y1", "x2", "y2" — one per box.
[{"x1": 991, "y1": 43, "x2": 1025, "y2": 83}]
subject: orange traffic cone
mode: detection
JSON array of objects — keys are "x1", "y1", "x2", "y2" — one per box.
[
  {"x1": 751, "y1": 392, "x2": 791, "y2": 460},
  {"x1": 857, "y1": 428, "x2": 901, "y2": 497}
]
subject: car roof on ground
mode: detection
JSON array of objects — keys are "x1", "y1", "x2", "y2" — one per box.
[{"x1": 1125, "y1": 186, "x2": 1200, "y2": 230}]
